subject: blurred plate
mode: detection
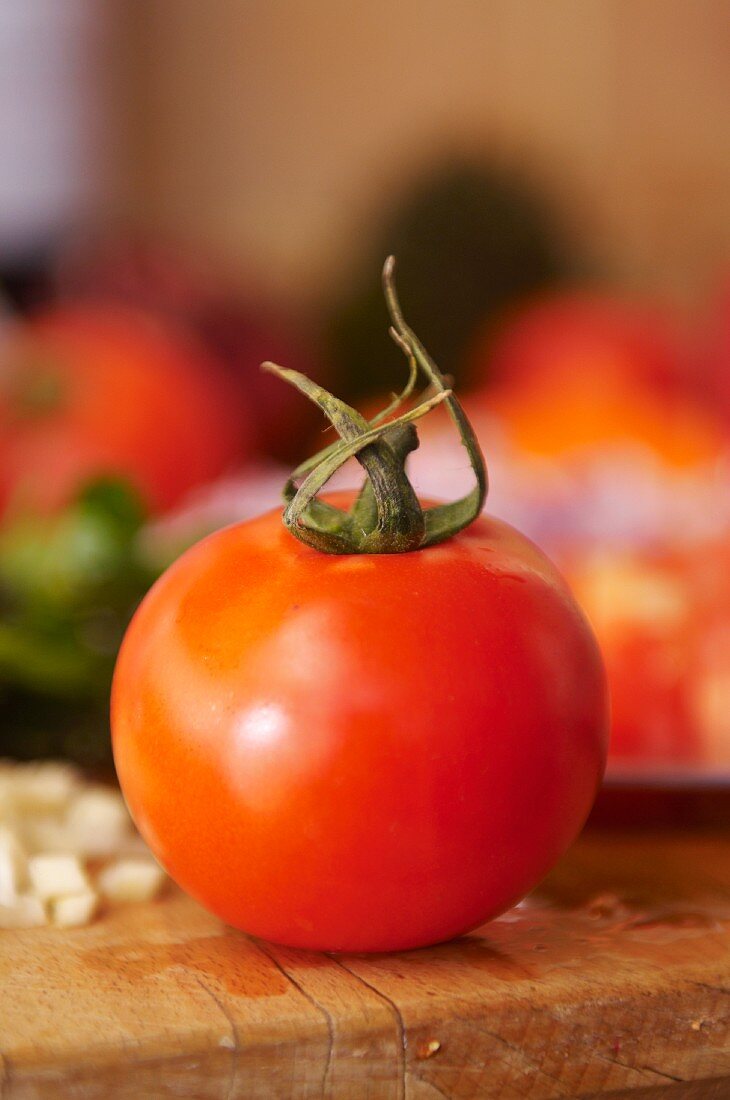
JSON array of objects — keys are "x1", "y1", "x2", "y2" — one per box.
[
  {"x1": 604, "y1": 763, "x2": 730, "y2": 789},
  {"x1": 592, "y1": 763, "x2": 730, "y2": 829}
]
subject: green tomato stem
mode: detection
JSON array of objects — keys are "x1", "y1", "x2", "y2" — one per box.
[{"x1": 263, "y1": 256, "x2": 488, "y2": 554}]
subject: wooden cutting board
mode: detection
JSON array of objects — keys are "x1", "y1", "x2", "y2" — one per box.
[{"x1": 2, "y1": 830, "x2": 730, "y2": 1099}]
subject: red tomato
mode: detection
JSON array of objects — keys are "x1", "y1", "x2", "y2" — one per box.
[
  {"x1": 474, "y1": 290, "x2": 682, "y2": 396},
  {"x1": 55, "y1": 235, "x2": 327, "y2": 462},
  {"x1": 465, "y1": 291, "x2": 719, "y2": 470},
  {"x1": 0, "y1": 306, "x2": 251, "y2": 517},
  {"x1": 112, "y1": 494, "x2": 608, "y2": 952}
]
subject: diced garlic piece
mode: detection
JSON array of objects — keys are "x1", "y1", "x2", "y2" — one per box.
[
  {"x1": 0, "y1": 765, "x2": 156, "y2": 931},
  {"x1": 27, "y1": 854, "x2": 89, "y2": 901},
  {"x1": 49, "y1": 890, "x2": 98, "y2": 928},
  {"x1": 0, "y1": 823, "x2": 25, "y2": 855},
  {"x1": 0, "y1": 851, "x2": 18, "y2": 906},
  {"x1": 0, "y1": 782, "x2": 15, "y2": 822},
  {"x1": 22, "y1": 815, "x2": 75, "y2": 856},
  {"x1": 97, "y1": 857, "x2": 165, "y2": 903},
  {"x1": 0, "y1": 894, "x2": 47, "y2": 929},
  {"x1": 65, "y1": 788, "x2": 131, "y2": 857},
  {"x1": 12, "y1": 762, "x2": 80, "y2": 814},
  {"x1": 0, "y1": 826, "x2": 27, "y2": 904}
]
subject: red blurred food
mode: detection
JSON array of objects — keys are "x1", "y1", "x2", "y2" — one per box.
[
  {"x1": 407, "y1": 291, "x2": 729, "y2": 777},
  {"x1": 55, "y1": 236, "x2": 326, "y2": 462},
  {"x1": 568, "y1": 540, "x2": 730, "y2": 774},
  {"x1": 0, "y1": 305, "x2": 252, "y2": 517},
  {"x1": 473, "y1": 289, "x2": 685, "y2": 396},
  {"x1": 408, "y1": 348, "x2": 724, "y2": 556},
  {"x1": 697, "y1": 278, "x2": 730, "y2": 427},
  {"x1": 487, "y1": 365, "x2": 721, "y2": 470},
  {"x1": 465, "y1": 286, "x2": 722, "y2": 466}
]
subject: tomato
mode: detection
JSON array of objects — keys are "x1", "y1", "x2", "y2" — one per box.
[
  {"x1": 0, "y1": 305, "x2": 251, "y2": 518},
  {"x1": 55, "y1": 235, "x2": 327, "y2": 462},
  {"x1": 112, "y1": 492, "x2": 608, "y2": 952},
  {"x1": 463, "y1": 288, "x2": 723, "y2": 468},
  {"x1": 472, "y1": 289, "x2": 683, "y2": 396}
]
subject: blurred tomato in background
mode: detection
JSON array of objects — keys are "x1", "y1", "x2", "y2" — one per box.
[
  {"x1": 475, "y1": 291, "x2": 685, "y2": 397},
  {"x1": 0, "y1": 303, "x2": 250, "y2": 517},
  {"x1": 54, "y1": 237, "x2": 328, "y2": 463},
  {"x1": 0, "y1": 244, "x2": 328, "y2": 761}
]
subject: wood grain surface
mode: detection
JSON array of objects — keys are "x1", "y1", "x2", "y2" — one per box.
[{"x1": 2, "y1": 831, "x2": 730, "y2": 1099}]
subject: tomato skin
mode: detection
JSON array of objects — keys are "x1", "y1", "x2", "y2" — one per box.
[{"x1": 112, "y1": 496, "x2": 608, "y2": 952}]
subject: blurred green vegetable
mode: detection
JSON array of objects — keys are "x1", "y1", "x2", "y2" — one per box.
[{"x1": 0, "y1": 479, "x2": 158, "y2": 764}]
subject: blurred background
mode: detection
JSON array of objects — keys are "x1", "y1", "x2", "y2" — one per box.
[{"x1": 1, "y1": 0, "x2": 729, "y2": 789}]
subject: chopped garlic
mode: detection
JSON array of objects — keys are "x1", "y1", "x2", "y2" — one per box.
[
  {"x1": 27, "y1": 854, "x2": 89, "y2": 901},
  {"x1": 21, "y1": 814, "x2": 75, "y2": 855},
  {"x1": 65, "y1": 788, "x2": 131, "y2": 857},
  {"x1": 0, "y1": 783, "x2": 15, "y2": 823},
  {"x1": 10, "y1": 762, "x2": 80, "y2": 814},
  {"x1": 0, "y1": 826, "x2": 27, "y2": 905},
  {"x1": 49, "y1": 890, "x2": 98, "y2": 928},
  {"x1": 0, "y1": 761, "x2": 167, "y2": 929},
  {"x1": 0, "y1": 894, "x2": 47, "y2": 929},
  {"x1": 97, "y1": 857, "x2": 165, "y2": 903},
  {"x1": 0, "y1": 851, "x2": 19, "y2": 907}
]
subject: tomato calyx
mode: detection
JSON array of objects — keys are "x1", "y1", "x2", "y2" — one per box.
[{"x1": 263, "y1": 257, "x2": 488, "y2": 554}]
